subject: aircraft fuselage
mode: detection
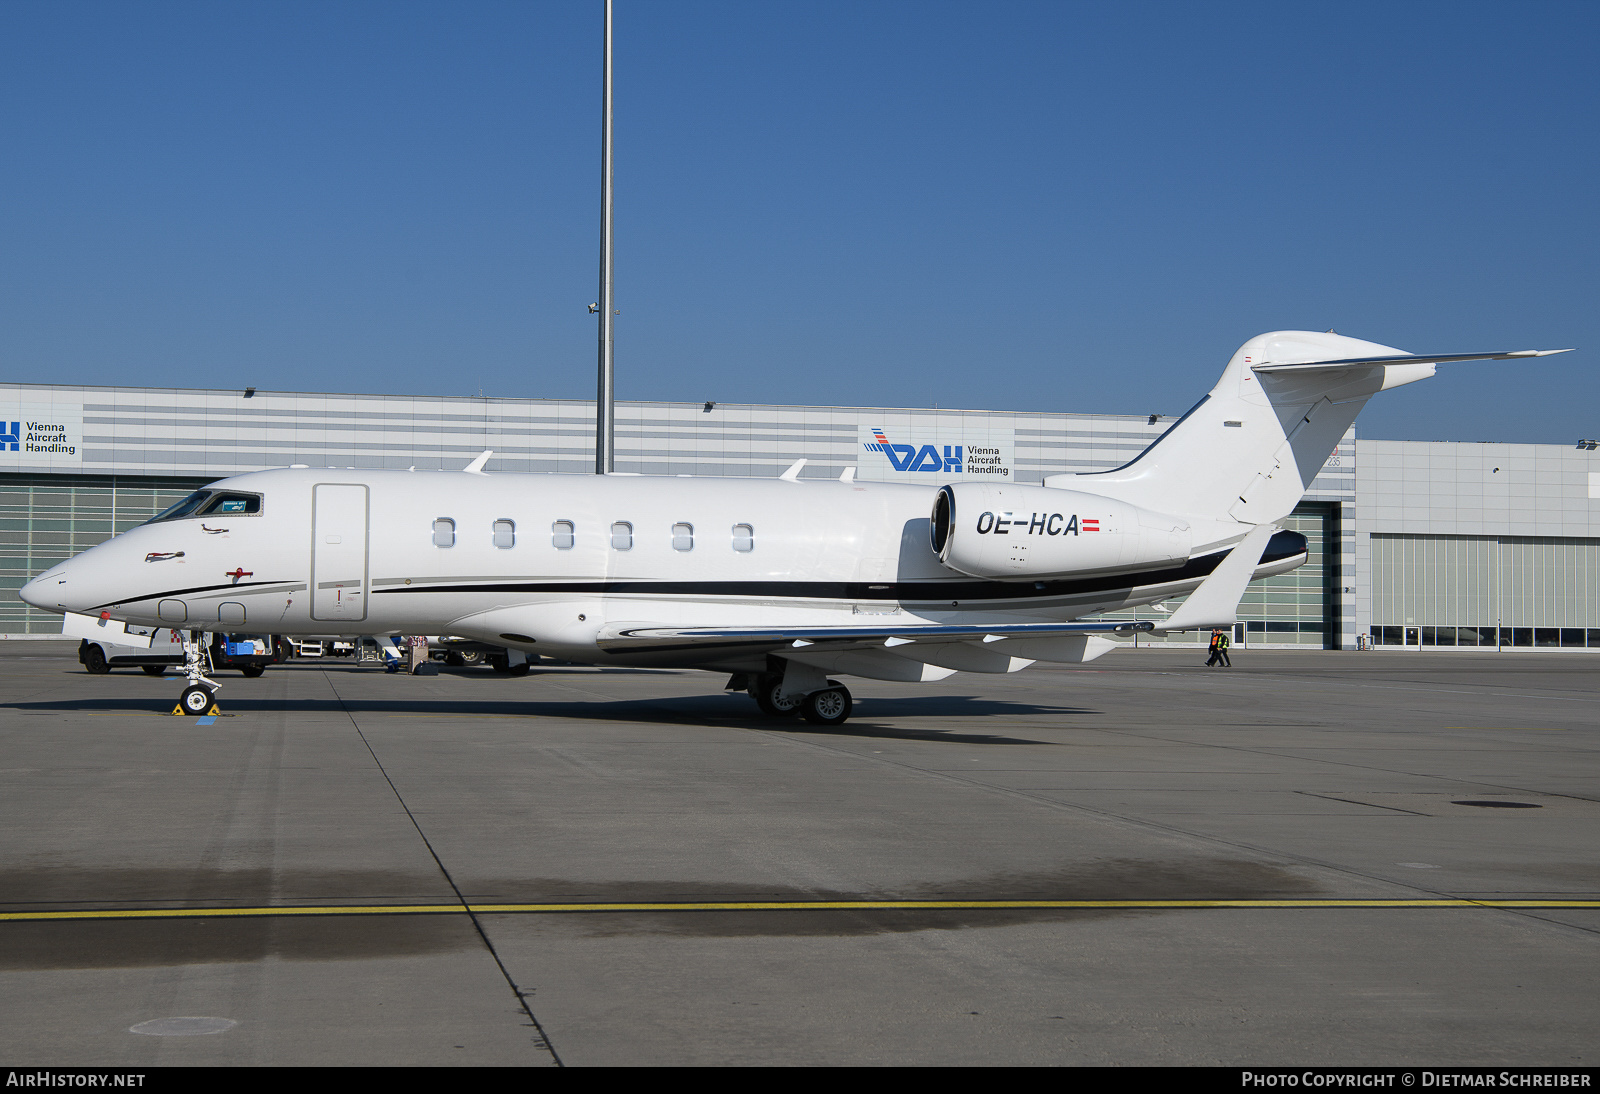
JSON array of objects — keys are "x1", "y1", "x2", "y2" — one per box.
[{"x1": 21, "y1": 467, "x2": 1304, "y2": 671}]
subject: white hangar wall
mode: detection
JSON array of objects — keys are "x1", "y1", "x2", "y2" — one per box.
[{"x1": 26, "y1": 380, "x2": 1600, "y2": 652}]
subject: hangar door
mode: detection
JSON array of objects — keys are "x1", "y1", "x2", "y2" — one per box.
[
  {"x1": 311, "y1": 484, "x2": 370, "y2": 622},
  {"x1": 1369, "y1": 533, "x2": 1600, "y2": 647}
]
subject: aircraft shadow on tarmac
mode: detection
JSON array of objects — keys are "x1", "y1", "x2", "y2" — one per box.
[
  {"x1": 756, "y1": 721, "x2": 1055, "y2": 746},
  {"x1": 8, "y1": 692, "x2": 1090, "y2": 745},
  {"x1": 0, "y1": 859, "x2": 1324, "y2": 967},
  {"x1": 269, "y1": 663, "x2": 680, "y2": 676}
]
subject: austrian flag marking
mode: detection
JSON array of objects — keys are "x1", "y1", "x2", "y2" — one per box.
[{"x1": 1082, "y1": 519, "x2": 1100, "y2": 532}]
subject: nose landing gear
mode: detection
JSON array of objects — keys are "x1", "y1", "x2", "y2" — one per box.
[{"x1": 170, "y1": 629, "x2": 221, "y2": 717}]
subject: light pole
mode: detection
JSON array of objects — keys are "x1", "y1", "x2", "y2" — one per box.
[{"x1": 595, "y1": 0, "x2": 615, "y2": 474}]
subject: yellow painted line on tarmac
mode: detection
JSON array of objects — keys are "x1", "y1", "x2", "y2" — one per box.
[{"x1": 3, "y1": 898, "x2": 1599, "y2": 923}]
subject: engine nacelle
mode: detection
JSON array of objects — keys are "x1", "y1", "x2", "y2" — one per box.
[{"x1": 931, "y1": 482, "x2": 1192, "y2": 581}]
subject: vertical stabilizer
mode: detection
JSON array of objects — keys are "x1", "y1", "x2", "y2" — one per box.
[{"x1": 1050, "y1": 331, "x2": 1418, "y2": 524}]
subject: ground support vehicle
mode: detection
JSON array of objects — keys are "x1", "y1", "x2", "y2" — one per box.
[
  {"x1": 79, "y1": 630, "x2": 279, "y2": 678},
  {"x1": 289, "y1": 638, "x2": 356, "y2": 658}
]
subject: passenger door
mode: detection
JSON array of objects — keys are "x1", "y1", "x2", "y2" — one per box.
[{"x1": 311, "y1": 484, "x2": 370, "y2": 622}]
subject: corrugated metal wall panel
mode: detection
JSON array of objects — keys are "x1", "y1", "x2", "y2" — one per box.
[{"x1": 1373, "y1": 533, "x2": 1600, "y2": 629}]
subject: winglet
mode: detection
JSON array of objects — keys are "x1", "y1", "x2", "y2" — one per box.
[
  {"x1": 463, "y1": 450, "x2": 493, "y2": 475},
  {"x1": 779, "y1": 459, "x2": 807, "y2": 482},
  {"x1": 839, "y1": 466, "x2": 856, "y2": 483},
  {"x1": 1156, "y1": 524, "x2": 1277, "y2": 632}
]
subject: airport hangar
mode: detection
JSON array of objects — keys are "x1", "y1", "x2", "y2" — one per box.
[{"x1": 0, "y1": 379, "x2": 1597, "y2": 653}]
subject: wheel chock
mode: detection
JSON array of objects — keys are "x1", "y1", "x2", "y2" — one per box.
[{"x1": 170, "y1": 701, "x2": 224, "y2": 717}]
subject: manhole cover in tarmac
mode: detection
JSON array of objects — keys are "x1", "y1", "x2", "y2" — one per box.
[
  {"x1": 1451, "y1": 800, "x2": 1542, "y2": 809},
  {"x1": 129, "y1": 1017, "x2": 237, "y2": 1036}
]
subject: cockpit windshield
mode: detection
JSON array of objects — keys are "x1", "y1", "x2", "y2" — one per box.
[
  {"x1": 144, "y1": 491, "x2": 213, "y2": 525},
  {"x1": 142, "y1": 490, "x2": 264, "y2": 525},
  {"x1": 198, "y1": 493, "x2": 262, "y2": 516}
]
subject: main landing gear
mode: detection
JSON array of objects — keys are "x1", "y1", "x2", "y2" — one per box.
[
  {"x1": 742, "y1": 666, "x2": 854, "y2": 726},
  {"x1": 172, "y1": 629, "x2": 221, "y2": 716}
]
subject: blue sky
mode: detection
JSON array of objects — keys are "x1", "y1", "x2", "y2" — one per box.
[{"x1": 0, "y1": 1, "x2": 1594, "y2": 443}]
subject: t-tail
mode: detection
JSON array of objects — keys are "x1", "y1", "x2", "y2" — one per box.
[{"x1": 1051, "y1": 330, "x2": 1571, "y2": 525}]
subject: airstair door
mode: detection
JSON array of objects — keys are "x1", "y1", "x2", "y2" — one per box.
[{"x1": 311, "y1": 484, "x2": 370, "y2": 622}]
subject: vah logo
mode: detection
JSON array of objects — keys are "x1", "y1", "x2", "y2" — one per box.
[
  {"x1": 863, "y1": 429, "x2": 1009, "y2": 476},
  {"x1": 0, "y1": 423, "x2": 16, "y2": 452},
  {"x1": 863, "y1": 429, "x2": 962, "y2": 473}
]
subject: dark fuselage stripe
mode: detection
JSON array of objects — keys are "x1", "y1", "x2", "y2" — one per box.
[
  {"x1": 91, "y1": 580, "x2": 293, "y2": 612},
  {"x1": 370, "y1": 533, "x2": 1308, "y2": 604},
  {"x1": 93, "y1": 533, "x2": 1308, "y2": 613}
]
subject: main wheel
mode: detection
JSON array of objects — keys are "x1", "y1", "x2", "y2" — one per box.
[
  {"x1": 84, "y1": 645, "x2": 110, "y2": 674},
  {"x1": 240, "y1": 666, "x2": 265, "y2": 678},
  {"x1": 505, "y1": 661, "x2": 531, "y2": 677},
  {"x1": 460, "y1": 650, "x2": 485, "y2": 666},
  {"x1": 752, "y1": 677, "x2": 802, "y2": 718},
  {"x1": 801, "y1": 686, "x2": 852, "y2": 726},
  {"x1": 142, "y1": 664, "x2": 165, "y2": 677},
  {"x1": 178, "y1": 685, "x2": 214, "y2": 716}
]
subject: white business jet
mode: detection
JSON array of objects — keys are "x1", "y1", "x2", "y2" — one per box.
[{"x1": 22, "y1": 331, "x2": 1567, "y2": 721}]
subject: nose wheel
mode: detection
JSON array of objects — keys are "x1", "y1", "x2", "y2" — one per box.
[
  {"x1": 179, "y1": 684, "x2": 217, "y2": 716},
  {"x1": 171, "y1": 629, "x2": 222, "y2": 717}
]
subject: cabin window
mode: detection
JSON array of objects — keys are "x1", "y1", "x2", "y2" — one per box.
[
  {"x1": 732, "y1": 523, "x2": 754, "y2": 552},
  {"x1": 197, "y1": 492, "x2": 263, "y2": 516},
  {"x1": 672, "y1": 522, "x2": 693, "y2": 551},
  {"x1": 552, "y1": 520, "x2": 575, "y2": 549},
  {"x1": 432, "y1": 518, "x2": 455, "y2": 547},
  {"x1": 493, "y1": 519, "x2": 515, "y2": 548},
  {"x1": 611, "y1": 521, "x2": 633, "y2": 550}
]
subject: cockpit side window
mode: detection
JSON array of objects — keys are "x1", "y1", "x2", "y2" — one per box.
[
  {"x1": 197, "y1": 493, "x2": 263, "y2": 516},
  {"x1": 144, "y1": 491, "x2": 213, "y2": 525}
]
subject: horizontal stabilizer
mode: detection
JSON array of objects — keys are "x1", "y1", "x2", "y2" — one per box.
[
  {"x1": 1252, "y1": 348, "x2": 1571, "y2": 374},
  {"x1": 1156, "y1": 524, "x2": 1277, "y2": 632}
]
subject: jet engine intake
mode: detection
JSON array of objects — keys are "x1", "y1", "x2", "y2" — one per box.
[{"x1": 932, "y1": 483, "x2": 1191, "y2": 581}]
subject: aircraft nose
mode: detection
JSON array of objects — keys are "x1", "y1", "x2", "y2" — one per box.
[{"x1": 20, "y1": 565, "x2": 68, "y2": 610}]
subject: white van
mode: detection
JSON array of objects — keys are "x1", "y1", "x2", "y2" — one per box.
[{"x1": 79, "y1": 629, "x2": 280, "y2": 677}]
